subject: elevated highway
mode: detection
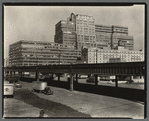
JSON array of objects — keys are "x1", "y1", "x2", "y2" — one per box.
[{"x1": 4, "y1": 62, "x2": 145, "y2": 90}]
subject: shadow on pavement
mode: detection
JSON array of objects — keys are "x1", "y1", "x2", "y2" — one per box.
[
  {"x1": 13, "y1": 89, "x2": 91, "y2": 118},
  {"x1": 20, "y1": 77, "x2": 145, "y2": 102}
]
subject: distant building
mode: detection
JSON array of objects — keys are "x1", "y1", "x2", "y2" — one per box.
[
  {"x1": 9, "y1": 40, "x2": 80, "y2": 66},
  {"x1": 81, "y1": 46, "x2": 144, "y2": 64}
]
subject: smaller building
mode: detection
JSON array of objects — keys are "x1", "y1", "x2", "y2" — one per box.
[
  {"x1": 81, "y1": 46, "x2": 144, "y2": 64},
  {"x1": 9, "y1": 40, "x2": 81, "y2": 66}
]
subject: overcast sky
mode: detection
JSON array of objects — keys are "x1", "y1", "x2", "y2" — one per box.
[{"x1": 4, "y1": 5, "x2": 145, "y2": 58}]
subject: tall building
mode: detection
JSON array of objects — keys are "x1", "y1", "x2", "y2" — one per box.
[
  {"x1": 75, "y1": 14, "x2": 96, "y2": 42},
  {"x1": 111, "y1": 25, "x2": 134, "y2": 50},
  {"x1": 9, "y1": 40, "x2": 80, "y2": 66},
  {"x1": 54, "y1": 13, "x2": 134, "y2": 51},
  {"x1": 54, "y1": 15, "x2": 76, "y2": 47},
  {"x1": 95, "y1": 25, "x2": 134, "y2": 50},
  {"x1": 81, "y1": 47, "x2": 144, "y2": 64},
  {"x1": 95, "y1": 25, "x2": 112, "y2": 49},
  {"x1": 9, "y1": 13, "x2": 138, "y2": 67},
  {"x1": 55, "y1": 13, "x2": 98, "y2": 51}
]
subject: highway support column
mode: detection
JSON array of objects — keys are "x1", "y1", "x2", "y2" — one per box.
[
  {"x1": 115, "y1": 75, "x2": 118, "y2": 87},
  {"x1": 36, "y1": 72, "x2": 39, "y2": 81},
  {"x1": 18, "y1": 72, "x2": 21, "y2": 81},
  {"x1": 131, "y1": 75, "x2": 133, "y2": 80},
  {"x1": 58, "y1": 74, "x2": 60, "y2": 81},
  {"x1": 76, "y1": 74, "x2": 78, "y2": 83},
  {"x1": 70, "y1": 74, "x2": 73, "y2": 91},
  {"x1": 10, "y1": 71, "x2": 12, "y2": 76},
  {"x1": 20, "y1": 72, "x2": 22, "y2": 77},
  {"x1": 95, "y1": 75, "x2": 98, "y2": 86},
  {"x1": 51, "y1": 73, "x2": 53, "y2": 80},
  {"x1": 6, "y1": 71, "x2": 9, "y2": 77}
]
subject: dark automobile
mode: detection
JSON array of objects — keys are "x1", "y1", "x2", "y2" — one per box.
[
  {"x1": 44, "y1": 87, "x2": 53, "y2": 95},
  {"x1": 86, "y1": 76, "x2": 99, "y2": 83},
  {"x1": 15, "y1": 82, "x2": 22, "y2": 88}
]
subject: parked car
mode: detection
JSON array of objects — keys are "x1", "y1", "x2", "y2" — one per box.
[
  {"x1": 86, "y1": 76, "x2": 99, "y2": 83},
  {"x1": 126, "y1": 80, "x2": 134, "y2": 84},
  {"x1": 15, "y1": 82, "x2": 22, "y2": 88},
  {"x1": 39, "y1": 75, "x2": 45, "y2": 79},
  {"x1": 79, "y1": 75, "x2": 88, "y2": 79}
]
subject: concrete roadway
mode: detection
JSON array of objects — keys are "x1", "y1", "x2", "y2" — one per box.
[
  {"x1": 54, "y1": 77, "x2": 144, "y2": 90},
  {"x1": 3, "y1": 77, "x2": 145, "y2": 118}
]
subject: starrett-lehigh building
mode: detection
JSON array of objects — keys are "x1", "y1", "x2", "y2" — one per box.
[
  {"x1": 9, "y1": 13, "x2": 143, "y2": 66},
  {"x1": 54, "y1": 13, "x2": 134, "y2": 51}
]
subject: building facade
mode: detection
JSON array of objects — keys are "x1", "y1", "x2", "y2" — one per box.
[
  {"x1": 54, "y1": 19, "x2": 76, "y2": 47},
  {"x1": 9, "y1": 40, "x2": 80, "y2": 66},
  {"x1": 95, "y1": 25, "x2": 134, "y2": 50},
  {"x1": 81, "y1": 47, "x2": 144, "y2": 64},
  {"x1": 54, "y1": 13, "x2": 134, "y2": 51},
  {"x1": 9, "y1": 13, "x2": 140, "y2": 67}
]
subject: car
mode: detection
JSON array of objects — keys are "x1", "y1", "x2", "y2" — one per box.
[
  {"x1": 39, "y1": 75, "x2": 45, "y2": 79},
  {"x1": 15, "y1": 82, "x2": 22, "y2": 88},
  {"x1": 79, "y1": 75, "x2": 88, "y2": 79},
  {"x1": 126, "y1": 80, "x2": 134, "y2": 84},
  {"x1": 86, "y1": 76, "x2": 99, "y2": 83}
]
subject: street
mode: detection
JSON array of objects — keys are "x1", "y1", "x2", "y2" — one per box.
[
  {"x1": 54, "y1": 77, "x2": 144, "y2": 90},
  {"x1": 3, "y1": 77, "x2": 145, "y2": 118}
]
